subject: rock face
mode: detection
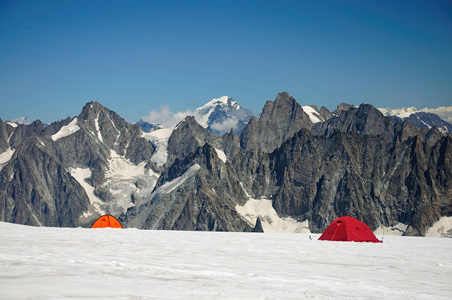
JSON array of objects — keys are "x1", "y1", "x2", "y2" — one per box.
[
  {"x1": 0, "y1": 102, "x2": 156, "y2": 227},
  {"x1": 268, "y1": 130, "x2": 452, "y2": 235},
  {"x1": 404, "y1": 112, "x2": 452, "y2": 133},
  {"x1": 121, "y1": 144, "x2": 252, "y2": 231},
  {"x1": 240, "y1": 92, "x2": 313, "y2": 152},
  {"x1": 1, "y1": 93, "x2": 451, "y2": 236}
]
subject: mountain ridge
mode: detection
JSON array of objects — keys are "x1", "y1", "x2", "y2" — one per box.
[{"x1": 1, "y1": 93, "x2": 451, "y2": 236}]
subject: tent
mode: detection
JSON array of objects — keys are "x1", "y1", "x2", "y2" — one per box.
[
  {"x1": 91, "y1": 215, "x2": 123, "y2": 229},
  {"x1": 318, "y1": 216, "x2": 381, "y2": 243}
]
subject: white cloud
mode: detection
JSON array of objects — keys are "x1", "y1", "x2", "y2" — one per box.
[
  {"x1": 419, "y1": 106, "x2": 452, "y2": 123},
  {"x1": 142, "y1": 105, "x2": 193, "y2": 128},
  {"x1": 209, "y1": 118, "x2": 239, "y2": 133}
]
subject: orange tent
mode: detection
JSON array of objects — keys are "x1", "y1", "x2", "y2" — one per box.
[{"x1": 91, "y1": 215, "x2": 123, "y2": 228}]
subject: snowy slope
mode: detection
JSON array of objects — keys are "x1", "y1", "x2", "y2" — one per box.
[
  {"x1": 51, "y1": 118, "x2": 80, "y2": 141},
  {"x1": 302, "y1": 105, "x2": 325, "y2": 123},
  {"x1": 0, "y1": 148, "x2": 15, "y2": 171},
  {"x1": 1, "y1": 221, "x2": 451, "y2": 299}
]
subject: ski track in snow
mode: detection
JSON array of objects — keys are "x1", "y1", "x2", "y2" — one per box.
[{"x1": 0, "y1": 221, "x2": 451, "y2": 299}]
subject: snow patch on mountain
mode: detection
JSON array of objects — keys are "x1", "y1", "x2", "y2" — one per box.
[
  {"x1": 142, "y1": 127, "x2": 175, "y2": 166},
  {"x1": 235, "y1": 197, "x2": 310, "y2": 233},
  {"x1": 302, "y1": 105, "x2": 324, "y2": 123},
  {"x1": 104, "y1": 150, "x2": 159, "y2": 214},
  {"x1": 0, "y1": 148, "x2": 15, "y2": 171},
  {"x1": 151, "y1": 164, "x2": 200, "y2": 202},
  {"x1": 374, "y1": 223, "x2": 408, "y2": 236},
  {"x1": 94, "y1": 114, "x2": 103, "y2": 142},
  {"x1": 52, "y1": 118, "x2": 80, "y2": 141},
  {"x1": 426, "y1": 216, "x2": 452, "y2": 238},
  {"x1": 5, "y1": 121, "x2": 18, "y2": 128},
  {"x1": 69, "y1": 168, "x2": 105, "y2": 217},
  {"x1": 214, "y1": 148, "x2": 227, "y2": 163}
]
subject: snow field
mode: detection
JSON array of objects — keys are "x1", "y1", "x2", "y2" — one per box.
[{"x1": 1, "y1": 222, "x2": 451, "y2": 299}]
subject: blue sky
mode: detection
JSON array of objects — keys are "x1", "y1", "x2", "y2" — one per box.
[{"x1": 1, "y1": 0, "x2": 451, "y2": 123}]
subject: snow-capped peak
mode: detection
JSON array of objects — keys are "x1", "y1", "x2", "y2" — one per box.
[
  {"x1": 199, "y1": 96, "x2": 241, "y2": 111},
  {"x1": 8, "y1": 116, "x2": 32, "y2": 125},
  {"x1": 191, "y1": 96, "x2": 252, "y2": 135},
  {"x1": 378, "y1": 107, "x2": 419, "y2": 119}
]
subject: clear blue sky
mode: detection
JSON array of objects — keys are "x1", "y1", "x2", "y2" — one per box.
[{"x1": 1, "y1": 0, "x2": 451, "y2": 123}]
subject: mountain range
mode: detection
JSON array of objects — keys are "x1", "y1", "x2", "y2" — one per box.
[{"x1": 1, "y1": 92, "x2": 451, "y2": 236}]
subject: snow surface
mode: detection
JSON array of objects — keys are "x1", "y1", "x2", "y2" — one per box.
[
  {"x1": 302, "y1": 105, "x2": 324, "y2": 123},
  {"x1": 51, "y1": 118, "x2": 80, "y2": 141},
  {"x1": 0, "y1": 148, "x2": 15, "y2": 170},
  {"x1": 236, "y1": 198, "x2": 310, "y2": 233},
  {"x1": 5, "y1": 121, "x2": 18, "y2": 128},
  {"x1": 1, "y1": 221, "x2": 451, "y2": 300}
]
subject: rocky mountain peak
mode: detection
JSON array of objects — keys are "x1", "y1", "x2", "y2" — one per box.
[
  {"x1": 167, "y1": 116, "x2": 222, "y2": 165},
  {"x1": 240, "y1": 92, "x2": 313, "y2": 152},
  {"x1": 334, "y1": 103, "x2": 356, "y2": 115},
  {"x1": 79, "y1": 101, "x2": 105, "y2": 120}
]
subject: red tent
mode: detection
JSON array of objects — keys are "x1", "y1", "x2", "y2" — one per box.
[
  {"x1": 91, "y1": 215, "x2": 123, "y2": 229},
  {"x1": 318, "y1": 216, "x2": 381, "y2": 243}
]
